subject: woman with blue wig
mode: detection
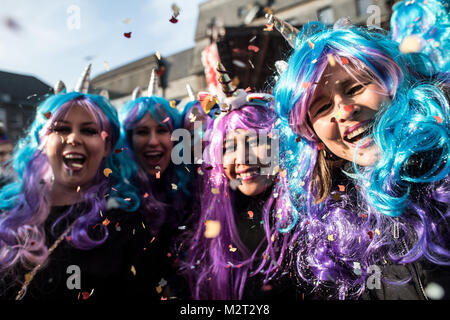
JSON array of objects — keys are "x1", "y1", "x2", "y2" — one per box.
[
  {"x1": 270, "y1": 15, "x2": 449, "y2": 299},
  {"x1": 0, "y1": 65, "x2": 152, "y2": 300},
  {"x1": 118, "y1": 70, "x2": 195, "y2": 299}
]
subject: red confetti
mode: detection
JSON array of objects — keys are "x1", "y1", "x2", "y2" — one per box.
[
  {"x1": 81, "y1": 292, "x2": 90, "y2": 300},
  {"x1": 114, "y1": 148, "x2": 124, "y2": 153},
  {"x1": 248, "y1": 211, "x2": 254, "y2": 219},
  {"x1": 263, "y1": 24, "x2": 274, "y2": 32},
  {"x1": 343, "y1": 105, "x2": 354, "y2": 112},
  {"x1": 167, "y1": 252, "x2": 172, "y2": 258},
  {"x1": 433, "y1": 116, "x2": 443, "y2": 123},
  {"x1": 317, "y1": 142, "x2": 325, "y2": 150},
  {"x1": 361, "y1": 214, "x2": 368, "y2": 219},
  {"x1": 338, "y1": 185, "x2": 345, "y2": 192},
  {"x1": 245, "y1": 87, "x2": 252, "y2": 92},
  {"x1": 43, "y1": 112, "x2": 52, "y2": 119},
  {"x1": 302, "y1": 82, "x2": 311, "y2": 89},
  {"x1": 308, "y1": 40, "x2": 315, "y2": 49},
  {"x1": 169, "y1": 16, "x2": 178, "y2": 23},
  {"x1": 261, "y1": 284, "x2": 273, "y2": 291},
  {"x1": 296, "y1": 136, "x2": 302, "y2": 143},
  {"x1": 102, "y1": 218, "x2": 110, "y2": 226},
  {"x1": 143, "y1": 192, "x2": 149, "y2": 199},
  {"x1": 123, "y1": 32, "x2": 132, "y2": 38},
  {"x1": 205, "y1": 165, "x2": 213, "y2": 170},
  {"x1": 368, "y1": 231, "x2": 373, "y2": 239},
  {"x1": 340, "y1": 57, "x2": 349, "y2": 65},
  {"x1": 248, "y1": 45, "x2": 260, "y2": 53}
]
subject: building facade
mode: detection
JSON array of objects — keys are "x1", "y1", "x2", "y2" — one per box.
[{"x1": 91, "y1": 0, "x2": 395, "y2": 109}]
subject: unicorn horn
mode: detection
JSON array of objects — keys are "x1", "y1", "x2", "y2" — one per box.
[
  {"x1": 74, "y1": 63, "x2": 92, "y2": 93},
  {"x1": 265, "y1": 13, "x2": 299, "y2": 49},
  {"x1": 99, "y1": 89, "x2": 109, "y2": 99},
  {"x1": 186, "y1": 84, "x2": 195, "y2": 101},
  {"x1": 216, "y1": 62, "x2": 237, "y2": 97},
  {"x1": 147, "y1": 68, "x2": 158, "y2": 97},
  {"x1": 54, "y1": 80, "x2": 66, "y2": 95},
  {"x1": 131, "y1": 86, "x2": 142, "y2": 100}
]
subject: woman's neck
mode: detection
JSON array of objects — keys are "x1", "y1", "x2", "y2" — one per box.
[{"x1": 49, "y1": 182, "x2": 82, "y2": 206}]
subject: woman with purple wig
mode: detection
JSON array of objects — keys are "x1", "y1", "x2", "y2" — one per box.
[
  {"x1": 180, "y1": 63, "x2": 301, "y2": 300},
  {"x1": 0, "y1": 66, "x2": 152, "y2": 300},
  {"x1": 271, "y1": 15, "x2": 449, "y2": 299}
]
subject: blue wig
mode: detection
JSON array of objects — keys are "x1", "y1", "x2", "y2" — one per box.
[
  {"x1": 274, "y1": 21, "x2": 449, "y2": 298},
  {"x1": 119, "y1": 95, "x2": 193, "y2": 234},
  {"x1": 0, "y1": 92, "x2": 139, "y2": 276}
]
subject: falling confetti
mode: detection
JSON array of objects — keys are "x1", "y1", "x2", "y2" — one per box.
[
  {"x1": 156, "y1": 171, "x2": 161, "y2": 179},
  {"x1": 248, "y1": 45, "x2": 260, "y2": 53},
  {"x1": 279, "y1": 169, "x2": 287, "y2": 178},
  {"x1": 143, "y1": 192, "x2": 149, "y2": 199},
  {"x1": 327, "y1": 54, "x2": 336, "y2": 67},
  {"x1": 43, "y1": 112, "x2": 52, "y2": 119},
  {"x1": 375, "y1": 228, "x2": 381, "y2": 235},
  {"x1": 124, "y1": 32, "x2": 132, "y2": 38},
  {"x1": 433, "y1": 116, "x2": 443, "y2": 123},
  {"x1": 317, "y1": 142, "x2": 325, "y2": 150},
  {"x1": 338, "y1": 185, "x2": 345, "y2": 192},
  {"x1": 156, "y1": 285, "x2": 163, "y2": 294},
  {"x1": 232, "y1": 60, "x2": 246, "y2": 68},
  {"x1": 130, "y1": 265, "x2": 136, "y2": 275},
  {"x1": 340, "y1": 57, "x2": 349, "y2": 65},
  {"x1": 169, "y1": 16, "x2": 178, "y2": 23},
  {"x1": 162, "y1": 117, "x2": 170, "y2": 123},
  {"x1": 296, "y1": 136, "x2": 302, "y2": 143},
  {"x1": 229, "y1": 245, "x2": 237, "y2": 252},
  {"x1": 308, "y1": 40, "x2": 315, "y2": 49},
  {"x1": 103, "y1": 61, "x2": 110, "y2": 71},
  {"x1": 399, "y1": 35, "x2": 422, "y2": 53},
  {"x1": 211, "y1": 188, "x2": 220, "y2": 195},
  {"x1": 76, "y1": 186, "x2": 81, "y2": 192},
  {"x1": 368, "y1": 231, "x2": 373, "y2": 239},
  {"x1": 103, "y1": 168, "x2": 112, "y2": 177},
  {"x1": 248, "y1": 211, "x2": 254, "y2": 219},
  {"x1": 102, "y1": 218, "x2": 110, "y2": 226},
  {"x1": 204, "y1": 220, "x2": 221, "y2": 238},
  {"x1": 263, "y1": 24, "x2": 274, "y2": 32},
  {"x1": 171, "y1": 183, "x2": 178, "y2": 190},
  {"x1": 301, "y1": 82, "x2": 311, "y2": 89},
  {"x1": 156, "y1": 51, "x2": 161, "y2": 60},
  {"x1": 249, "y1": 35, "x2": 257, "y2": 43},
  {"x1": 328, "y1": 234, "x2": 334, "y2": 241}
]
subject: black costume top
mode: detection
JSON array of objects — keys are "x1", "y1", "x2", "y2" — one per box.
[{"x1": 0, "y1": 202, "x2": 159, "y2": 301}]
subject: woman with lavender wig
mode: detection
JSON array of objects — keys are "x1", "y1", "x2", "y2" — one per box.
[
  {"x1": 271, "y1": 15, "x2": 449, "y2": 299},
  {"x1": 118, "y1": 71, "x2": 195, "y2": 299},
  {"x1": 0, "y1": 66, "x2": 151, "y2": 300},
  {"x1": 181, "y1": 64, "x2": 301, "y2": 300}
]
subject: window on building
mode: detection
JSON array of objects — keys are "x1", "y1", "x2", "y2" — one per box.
[
  {"x1": 356, "y1": 0, "x2": 373, "y2": 17},
  {"x1": 318, "y1": 7, "x2": 335, "y2": 24}
]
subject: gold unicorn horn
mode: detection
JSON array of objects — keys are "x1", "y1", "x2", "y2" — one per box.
[
  {"x1": 216, "y1": 62, "x2": 237, "y2": 97},
  {"x1": 265, "y1": 13, "x2": 299, "y2": 49}
]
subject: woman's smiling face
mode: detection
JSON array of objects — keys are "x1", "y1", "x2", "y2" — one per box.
[
  {"x1": 45, "y1": 104, "x2": 110, "y2": 189},
  {"x1": 308, "y1": 64, "x2": 390, "y2": 166}
]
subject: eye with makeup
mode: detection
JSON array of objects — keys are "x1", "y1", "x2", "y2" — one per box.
[{"x1": 345, "y1": 82, "x2": 369, "y2": 96}]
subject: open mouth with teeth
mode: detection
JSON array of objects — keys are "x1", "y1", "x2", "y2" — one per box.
[
  {"x1": 63, "y1": 153, "x2": 86, "y2": 171},
  {"x1": 143, "y1": 151, "x2": 164, "y2": 166},
  {"x1": 343, "y1": 122, "x2": 373, "y2": 146},
  {"x1": 236, "y1": 167, "x2": 260, "y2": 182}
]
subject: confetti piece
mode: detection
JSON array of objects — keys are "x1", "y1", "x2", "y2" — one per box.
[
  {"x1": 328, "y1": 234, "x2": 334, "y2": 241},
  {"x1": 262, "y1": 284, "x2": 273, "y2": 291},
  {"x1": 103, "y1": 61, "x2": 110, "y2": 71},
  {"x1": 263, "y1": 23, "x2": 274, "y2": 32},
  {"x1": 353, "y1": 262, "x2": 362, "y2": 275},
  {"x1": 43, "y1": 112, "x2": 52, "y2": 119},
  {"x1": 375, "y1": 228, "x2": 380, "y2": 235},
  {"x1": 76, "y1": 186, "x2": 80, "y2": 192},
  {"x1": 279, "y1": 169, "x2": 287, "y2": 178},
  {"x1": 248, "y1": 45, "x2": 260, "y2": 53},
  {"x1": 340, "y1": 57, "x2": 349, "y2": 65},
  {"x1": 343, "y1": 105, "x2": 354, "y2": 113},
  {"x1": 229, "y1": 245, "x2": 237, "y2": 252},
  {"x1": 338, "y1": 185, "x2": 345, "y2": 192},
  {"x1": 103, "y1": 168, "x2": 112, "y2": 177},
  {"x1": 162, "y1": 117, "x2": 170, "y2": 123},
  {"x1": 178, "y1": 225, "x2": 186, "y2": 230},
  {"x1": 317, "y1": 142, "x2": 325, "y2": 150},
  {"x1": 211, "y1": 188, "x2": 220, "y2": 194},
  {"x1": 308, "y1": 40, "x2": 315, "y2": 49},
  {"x1": 102, "y1": 218, "x2": 110, "y2": 226},
  {"x1": 124, "y1": 198, "x2": 131, "y2": 201},
  {"x1": 433, "y1": 116, "x2": 443, "y2": 123},
  {"x1": 368, "y1": 231, "x2": 373, "y2": 239},
  {"x1": 171, "y1": 3, "x2": 181, "y2": 17},
  {"x1": 169, "y1": 16, "x2": 178, "y2": 23},
  {"x1": 130, "y1": 265, "x2": 136, "y2": 276},
  {"x1": 361, "y1": 213, "x2": 368, "y2": 219},
  {"x1": 248, "y1": 211, "x2": 254, "y2": 219},
  {"x1": 156, "y1": 285, "x2": 162, "y2": 294},
  {"x1": 399, "y1": 35, "x2": 422, "y2": 53},
  {"x1": 143, "y1": 192, "x2": 149, "y2": 199},
  {"x1": 296, "y1": 136, "x2": 302, "y2": 143},
  {"x1": 249, "y1": 35, "x2": 257, "y2": 43},
  {"x1": 156, "y1": 51, "x2": 161, "y2": 60},
  {"x1": 101, "y1": 131, "x2": 108, "y2": 141},
  {"x1": 81, "y1": 291, "x2": 90, "y2": 300},
  {"x1": 271, "y1": 234, "x2": 275, "y2": 242},
  {"x1": 124, "y1": 32, "x2": 132, "y2": 38},
  {"x1": 248, "y1": 60, "x2": 255, "y2": 69},
  {"x1": 156, "y1": 171, "x2": 161, "y2": 179},
  {"x1": 204, "y1": 220, "x2": 221, "y2": 238},
  {"x1": 327, "y1": 54, "x2": 336, "y2": 67},
  {"x1": 302, "y1": 82, "x2": 311, "y2": 89}
]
